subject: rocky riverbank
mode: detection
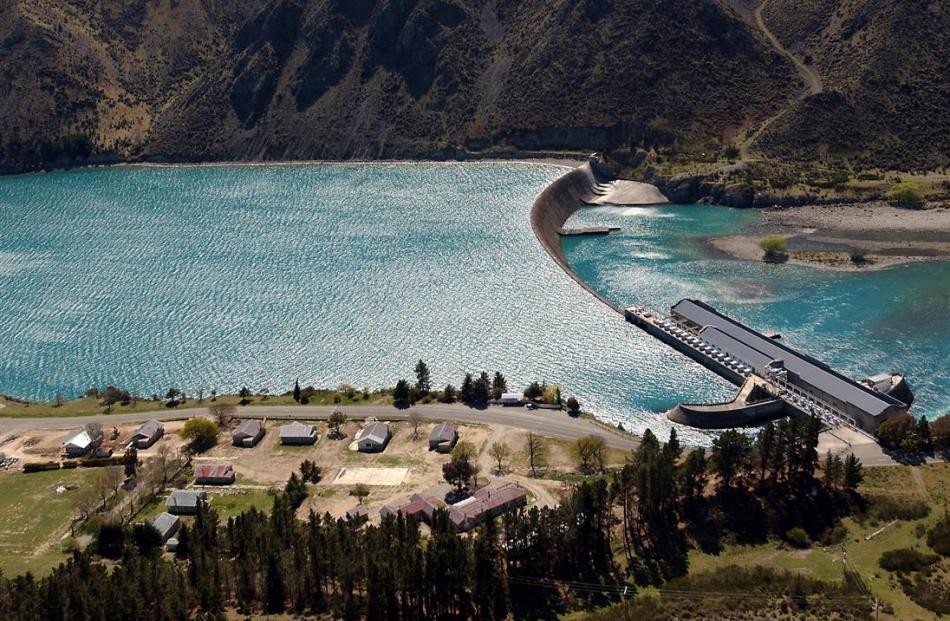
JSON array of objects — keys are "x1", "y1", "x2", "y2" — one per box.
[{"x1": 709, "y1": 201, "x2": 950, "y2": 271}]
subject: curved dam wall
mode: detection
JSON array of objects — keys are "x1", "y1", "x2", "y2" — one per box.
[
  {"x1": 530, "y1": 161, "x2": 667, "y2": 313},
  {"x1": 668, "y1": 401, "x2": 788, "y2": 429}
]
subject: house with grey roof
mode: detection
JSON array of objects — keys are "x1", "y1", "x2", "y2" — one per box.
[
  {"x1": 150, "y1": 512, "x2": 180, "y2": 543},
  {"x1": 346, "y1": 504, "x2": 369, "y2": 523},
  {"x1": 232, "y1": 419, "x2": 265, "y2": 447},
  {"x1": 130, "y1": 419, "x2": 164, "y2": 449},
  {"x1": 280, "y1": 421, "x2": 318, "y2": 445},
  {"x1": 62, "y1": 426, "x2": 104, "y2": 458},
  {"x1": 356, "y1": 422, "x2": 391, "y2": 453},
  {"x1": 165, "y1": 489, "x2": 203, "y2": 515},
  {"x1": 428, "y1": 423, "x2": 458, "y2": 453}
]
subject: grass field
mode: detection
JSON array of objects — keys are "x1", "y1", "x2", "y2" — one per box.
[
  {"x1": 136, "y1": 488, "x2": 275, "y2": 522},
  {"x1": 0, "y1": 468, "x2": 100, "y2": 576},
  {"x1": 688, "y1": 462, "x2": 950, "y2": 621}
]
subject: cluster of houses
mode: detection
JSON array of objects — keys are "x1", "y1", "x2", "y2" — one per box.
[
  {"x1": 147, "y1": 490, "x2": 208, "y2": 551},
  {"x1": 61, "y1": 418, "x2": 166, "y2": 458},
  {"x1": 379, "y1": 483, "x2": 527, "y2": 532}
]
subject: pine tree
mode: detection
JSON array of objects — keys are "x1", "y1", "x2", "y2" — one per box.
[
  {"x1": 755, "y1": 422, "x2": 775, "y2": 483},
  {"x1": 460, "y1": 373, "x2": 474, "y2": 403},
  {"x1": 414, "y1": 360, "x2": 431, "y2": 394},
  {"x1": 473, "y1": 372, "x2": 491, "y2": 405},
  {"x1": 917, "y1": 416, "x2": 933, "y2": 451},
  {"x1": 490, "y1": 372, "x2": 507, "y2": 400},
  {"x1": 843, "y1": 453, "x2": 863, "y2": 490},
  {"x1": 264, "y1": 547, "x2": 286, "y2": 613},
  {"x1": 711, "y1": 429, "x2": 752, "y2": 491},
  {"x1": 393, "y1": 379, "x2": 411, "y2": 406},
  {"x1": 293, "y1": 379, "x2": 301, "y2": 403}
]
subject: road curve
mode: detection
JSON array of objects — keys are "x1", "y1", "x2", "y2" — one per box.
[
  {"x1": 754, "y1": 0, "x2": 822, "y2": 98},
  {"x1": 0, "y1": 403, "x2": 639, "y2": 451}
]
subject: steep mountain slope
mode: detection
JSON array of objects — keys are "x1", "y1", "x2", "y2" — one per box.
[
  {"x1": 0, "y1": 0, "x2": 794, "y2": 173},
  {"x1": 755, "y1": 0, "x2": 950, "y2": 170}
]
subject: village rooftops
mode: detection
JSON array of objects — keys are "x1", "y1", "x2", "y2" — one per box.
[
  {"x1": 166, "y1": 490, "x2": 202, "y2": 514},
  {"x1": 448, "y1": 484, "x2": 527, "y2": 530},
  {"x1": 62, "y1": 427, "x2": 103, "y2": 456},
  {"x1": 150, "y1": 512, "x2": 180, "y2": 543},
  {"x1": 232, "y1": 419, "x2": 265, "y2": 447},
  {"x1": 428, "y1": 423, "x2": 458, "y2": 452},
  {"x1": 130, "y1": 419, "x2": 164, "y2": 448},
  {"x1": 380, "y1": 494, "x2": 444, "y2": 523},
  {"x1": 193, "y1": 463, "x2": 235, "y2": 485},
  {"x1": 356, "y1": 422, "x2": 391, "y2": 452},
  {"x1": 346, "y1": 504, "x2": 369, "y2": 522}
]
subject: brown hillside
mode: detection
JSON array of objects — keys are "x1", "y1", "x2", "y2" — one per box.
[
  {"x1": 756, "y1": 0, "x2": 950, "y2": 170},
  {"x1": 0, "y1": 0, "x2": 796, "y2": 173}
]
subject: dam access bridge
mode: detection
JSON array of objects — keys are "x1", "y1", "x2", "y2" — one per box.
[{"x1": 625, "y1": 300, "x2": 913, "y2": 435}]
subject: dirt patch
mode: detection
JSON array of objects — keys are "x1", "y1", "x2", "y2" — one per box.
[{"x1": 332, "y1": 467, "x2": 409, "y2": 486}]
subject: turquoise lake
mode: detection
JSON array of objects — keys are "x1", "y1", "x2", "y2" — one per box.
[{"x1": 0, "y1": 163, "x2": 946, "y2": 440}]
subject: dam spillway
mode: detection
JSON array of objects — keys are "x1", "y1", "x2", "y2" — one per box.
[{"x1": 625, "y1": 300, "x2": 912, "y2": 434}]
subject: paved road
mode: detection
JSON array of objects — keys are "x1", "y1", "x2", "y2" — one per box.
[{"x1": 0, "y1": 403, "x2": 639, "y2": 451}]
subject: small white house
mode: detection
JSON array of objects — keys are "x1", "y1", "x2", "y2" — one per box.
[
  {"x1": 499, "y1": 392, "x2": 523, "y2": 406},
  {"x1": 356, "y1": 422, "x2": 391, "y2": 453},
  {"x1": 62, "y1": 427, "x2": 104, "y2": 457}
]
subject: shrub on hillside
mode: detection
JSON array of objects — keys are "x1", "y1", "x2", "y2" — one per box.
[
  {"x1": 885, "y1": 182, "x2": 925, "y2": 207},
  {"x1": 932, "y1": 414, "x2": 950, "y2": 452},
  {"x1": 901, "y1": 573, "x2": 950, "y2": 615},
  {"x1": 784, "y1": 527, "x2": 810, "y2": 549},
  {"x1": 99, "y1": 385, "x2": 130, "y2": 405},
  {"x1": 927, "y1": 512, "x2": 950, "y2": 556},
  {"x1": 879, "y1": 547, "x2": 939, "y2": 572},
  {"x1": 864, "y1": 493, "x2": 931, "y2": 521}
]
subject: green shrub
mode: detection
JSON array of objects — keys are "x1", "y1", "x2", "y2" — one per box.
[
  {"x1": 885, "y1": 182, "x2": 925, "y2": 207},
  {"x1": 758, "y1": 235, "x2": 787, "y2": 256},
  {"x1": 23, "y1": 461, "x2": 61, "y2": 473},
  {"x1": 180, "y1": 418, "x2": 219, "y2": 452},
  {"x1": 879, "y1": 547, "x2": 939, "y2": 572},
  {"x1": 785, "y1": 527, "x2": 810, "y2": 549},
  {"x1": 865, "y1": 493, "x2": 931, "y2": 521}
]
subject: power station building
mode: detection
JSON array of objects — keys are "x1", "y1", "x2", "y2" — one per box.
[{"x1": 666, "y1": 299, "x2": 910, "y2": 432}]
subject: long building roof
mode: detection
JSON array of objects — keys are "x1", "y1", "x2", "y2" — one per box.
[{"x1": 672, "y1": 299, "x2": 904, "y2": 417}]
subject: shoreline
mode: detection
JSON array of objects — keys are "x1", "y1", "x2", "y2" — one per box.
[
  {"x1": 709, "y1": 201, "x2": 950, "y2": 271},
  {"x1": 0, "y1": 155, "x2": 586, "y2": 180}
]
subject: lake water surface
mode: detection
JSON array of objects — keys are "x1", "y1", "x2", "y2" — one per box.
[{"x1": 1, "y1": 164, "x2": 946, "y2": 440}]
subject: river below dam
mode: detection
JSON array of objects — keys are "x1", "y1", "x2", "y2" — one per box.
[{"x1": 0, "y1": 164, "x2": 946, "y2": 440}]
